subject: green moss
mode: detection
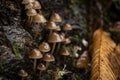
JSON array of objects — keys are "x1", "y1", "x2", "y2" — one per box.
[{"x1": 12, "y1": 45, "x2": 24, "y2": 62}]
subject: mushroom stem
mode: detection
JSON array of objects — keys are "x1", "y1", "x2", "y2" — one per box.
[
  {"x1": 34, "y1": 23, "x2": 40, "y2": 39},
  {"x1": 33, "y1": 59, "x2": 37, "y2": 73},
  {"x1": 56, "y1": 43, "x2": 61, "y2": 52},
  {"x1": 27, "y1": 16, "x2": 33, "y2": 26},
  {"x1": 51, "y1": 43, "x2": 56, "y2": 54},
  {"x1": 49, "y1": 30, "x2": 53, "y2": 36},
  {"x1": 45, "y1": 62, "x2": 50, "y2": 69}
]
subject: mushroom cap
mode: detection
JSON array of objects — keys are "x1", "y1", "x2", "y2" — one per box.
[
  {"x1": 46, "y1": 21, "x2": 58, "y2": 30},
  {"x1": 55, "y1": 26, "x2": 61, "y2": 31},
  {"x1": 61, "y1": 48, "x2": 70, "y2": 56},
  {"x1": 48, "y1": 32, "x2": 62, "y2": 43},
  {"x1": 64, "y1": 38, "x2": 71, "y2": 44},
  {"x1": 63, "y1": 23, "x2": 72, "y2": 31},
  {"x1": 33, "y1": 1, "x2": 41, "y2": 9},
  {"x1": 39, "y1": 42, "x2": 51, "y2": 52},
  {"x1": 29, "y1": 49, "x2": 43, "y2": 59},
  {"x1": 33, "y1": 13, "x2": 47, "y2": 23},
  {"x1": 26, "y1": 9, "x2": 37, "y2": 16},
  {"x1": 43, "y1": 53, "x2": 55, "y2": 62},
  {"x1": 59, "y1": 33, "x2": 65, "y2": 42},
  {"x1": 25, "y1": 3, "x2": 33, "y2": 9},
  {"x1": 37, "y1": 63, "x2": 46, "y2": 71},
  {"x1": 22, "y1": 0, "x2": 34, "y2": 4},
  {"x1": 76, "y1": 51, "x2": 89, "y2": 68},
  {"x1": 50, "y1": 13, "x2": 62, "y2": 22},
  {"x1": 18, "y1": 69, "x2": 28, "y2": 77}
]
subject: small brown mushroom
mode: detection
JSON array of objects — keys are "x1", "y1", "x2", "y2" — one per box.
[
  {"x1": 25, "y1": 3, "x2": 33, "y2": 9},
  {"x1": 50, "y1": 13, "x2": 62, "y2": 22},
  {"x1": 26, "y1": 9, "x2": 37, "y2": 25},
  {"x1": 61, "y1": 48, "x2": 70, "y2": 56},
  {"x1": 63, "y1": 23, "x2": 72, "y2": 37},
  {"x1": 63, "y1": 23, "x2": 72, "y2": 31},
  {"x1": 76, "y1": 51, "x2": 89, "y2": 69},
  {"x1": 33, "y1": 13, "x2": 47, "y2": 23},
  {"x1": 37, "y1": 63, "x2": 46, "y2": 79},
  {"x1": 32, "y1": 13, "x2": 46, "y2": 39},
  {"x1": 39, "y1": 42, "x2": 51, "y2": 53},
  {"x1": 64, "y1": 38, "x2": 71, "y2": 44},
  {"x1": 43, "y1": 53, "x2": 55, "y2": 62},
  {"x1": 48, "y1": 32, "x2": 62, "y2": 54},
  {"x1": 46, "y1": 21, "x2": 59, "y2": 35},
  {"x1": 43, "y1": 53, "x2": 55, "y2": 68},
  {"x1": 37, "y1": 63, "x2": 46, "y2": 71},
  {"x1": 29, "y1": 49, "x2": 43, "y2": 73},
  {"x1": 33, "y1": 1, "x2": 41, "y2": 9},
  {"x1": 18, "y1": 69, "x2": 28, "y2": 79}
]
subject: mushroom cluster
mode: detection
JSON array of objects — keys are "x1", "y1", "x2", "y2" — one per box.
[
  {"x1": 21, "y1": 1, "x2": 89, "y2": 79},
  {"x1": 22, "y1": 0, "x2": 46, "y2": 25}
]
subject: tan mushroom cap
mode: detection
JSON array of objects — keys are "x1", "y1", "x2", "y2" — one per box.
[
  {"x1": 26, "y1": 9, "x2": 37, "y2": 16},
  {"x1": 50, "y1": 13, "x2": 62, "y2": 22},
  {"x1": 55, "y1": 26, "x2": 61, "y2": 31},
  {"x1": 22, "y1": 0, "x2": 34, "y2": 4},
  {"x1": 25, "y1": 3, "x2": 33, "y2": 9},
  {"x1": 18, "y1": 69, "x2": 28, "y2": 77},
  {"x1": 46, "y1": 21, "x2": 58, "y2": 30},
  {"x1": 33, "y1": 1, "x2": 41, "y2": 9},
  {"x1": 43, "y1": 53, "x2": 55, "y2": 62},
  {"x1": 64, "y1": 38, "x2": 71, "y2": 44},
  {"x1": 61, "y1": 48, "x2": 70, "y2": 56},
  {"x1": 29, "y1": 49, "x2": 43, "y2": 59},
  {"x1": 76, "y1": 51, "x2": 89, "y2": 68},
  {"x1": 39, "y1": 42, "x2": 51, "y2": 52},
  {"x1": 59, "y1": 33, "x2": 65, "y2": 42},
  {"x1": 33, "y1": 13, "x2": 47, "y2": 23},
  {"x1": 37, "y1": 63, "x2": 46, "y2": 71},
  {"x1": 48, "y1": 32, "x2": 62, "y2": 43},
  {"x1": 63, "y1": 23, "x2": 72, "y2": 31}
]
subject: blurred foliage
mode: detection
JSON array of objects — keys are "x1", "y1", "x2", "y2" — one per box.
[{"x1": 112, "y1": 0, "x2": 120, "y2": 9}]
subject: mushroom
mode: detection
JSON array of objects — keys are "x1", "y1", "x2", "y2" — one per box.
[
  {"x1": 46, "y1": 21, "x2": 59, "y2": 35},
  {"x1": 64, "y1": 38, "x2": 71, "y2": 44},
  {"x1": 43, "y1": 53, "x2": 55, "y2": 68},
  {"x1": 26, "y1": 9, "x2": 37, "y2": 25},
  {"x1": 25, "y1": 3, "x2": 33, "y2": 9},
  {"x1": 22, "y1": 0, "x2": 35, "y2": 5},
  {"x1": 32, "y1": 1, "x2": 41, "y2": 10},
  {"x1": 63, "y1": 23, "x2": 72, "y2": 35},
  {"x1": 33, "y1": 13, "x2": 47, "y2": 23},
  {"x1": 37, "y1": 63, "x2": 46, "y2": 71},
  {"x1": 18, "y1": 69, "x2": 28, "y2": 80},
  {"x1": 37, "y1": 63, "x2": 46, "y2": 78},
  {"x1": 48, "y1": 32, "x2": 62, "y2": 54},
  {"x1": 29, "y1": 49, "x2": 43, "y2": 73},
  {"x1": 76, "y1": 51, "x2": 89, "y2": 69},
  {"x1": 32, "y1": 13, "x2": 47, "y2": 39},
  {"x1": 43, "y1": 53, "x2": 55, "y2": 62},
  {"x1": 50, "y1": 13, "x2": 62, "y2": 22},
  {"x1": 61, "y1": 48, "x2": 70, "y2": 56},
  {"x1": 39, "y1": 42, "x2": 51, "y2": 53}
]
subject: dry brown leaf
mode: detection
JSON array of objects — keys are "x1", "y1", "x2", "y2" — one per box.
[
  {"x1": 109, "y1": 44, "x2": 120, "y2": 79},
  {"x1": 90, "y1": 28, "x2": 116, "y2": 80}
]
